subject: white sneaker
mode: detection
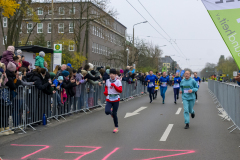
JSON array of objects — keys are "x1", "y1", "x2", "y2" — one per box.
[
  {"x1": 182, "y1": 102, "x2": 183, "y2": 104},
  {"x1": 196, "y1": 100, "x2": 198, "y2": 103}
]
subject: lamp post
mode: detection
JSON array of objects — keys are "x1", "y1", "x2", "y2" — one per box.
[
  {"x1": 126, "y1": 48, "x2": 129, "y2": 66},
  {"x1": 133, "y1": 21, "x2": 148, "y2": 46}
]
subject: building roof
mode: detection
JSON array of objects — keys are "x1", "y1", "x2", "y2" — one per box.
[
  {"x1": 15, "y1": 45, "x2": 53, "y2": 54},
  {"x1": 161, "y1": 56, "x2": 174, "y2": 63}
]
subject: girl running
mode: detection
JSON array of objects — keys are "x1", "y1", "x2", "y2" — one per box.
[
  {"x1": 104, "y1": 69, "x2": 122, "y2": 133},
  {"x1": 173, "y1": 72, "x2": 181, "y2": 104},
  {"x1": 159, "y1": 72, "x2": 169, "y2": 104}
]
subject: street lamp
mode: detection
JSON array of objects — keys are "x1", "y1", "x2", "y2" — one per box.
[
  {"x1": 133, "y1": 21, "x2": 148, "y2": 46},
  {"x1": 126, "y1": 48, "x2": 129, "y2": 66}
]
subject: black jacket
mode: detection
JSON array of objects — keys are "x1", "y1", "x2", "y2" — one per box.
[
  {"x1": 103, "y1": 72, "x2": 110, "y2": 81},
  {"x1": 30, "y1": 72, "x2": 49, "y2": 90},
  {"x1": 5, "y1": 69, "x2": 21, "y2": 91},
  {"x1": 84, "y1": 73, "x2": 100, "y2": 81},
  {"x1": 62, "y1": 78, "x2": 77, "y2": 97}
]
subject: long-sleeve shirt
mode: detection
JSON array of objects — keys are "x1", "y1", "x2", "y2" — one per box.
[
  {"x1": 145, "y1": 74, "x2": 158, "y2": 88},
  {"x1": 159, "y1": 76, "x2": 169, "y2": 87},
  {"x1": 193, "y1": 77, "x2": 201, "y2": 88},
  {"x1": 104, "y1": 79, "x2": 122, "y2": 102},
  {"x1": 180, "y1": 77, "x2": 198, "y2": 100},
  {"x1": 173, "y1": 77, "x2": 182, "y2": 89}
]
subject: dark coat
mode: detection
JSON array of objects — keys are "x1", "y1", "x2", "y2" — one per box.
[
  {"x1": 30, "y1": 72, "x2": 49, "y2": 90},
  {"x1": 1, "y1": 51, "x2": 18, "y2": 67},
  {"x1": 84, "y1": 73, "x2": 100, "y2": 81},
  {"x1": 103, "y1": 72, "x2": 110, "y2": 81},
  {"x1": 5, "y1": 69, "x2": 21, "y2": 91},
  {"x1": 62, "y1": 78, "x2": 77, "y2": 97}
]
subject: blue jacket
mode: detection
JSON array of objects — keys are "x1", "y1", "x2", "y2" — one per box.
[
  {"x1": 180, "y1": 77, "x2": 198, "y2": 100},
  {"x1": 193, "y1": 77, "x2": 201, "y2": 87},
  {"x1": 173, "y1": 76, "x2": 182, "y2": 88},
  {"x1": 159, "y1": 76, "x2": 169, "y2": 88},
  {"x1": 145, "y1": 74, "x2": 158, "y2": 88}
]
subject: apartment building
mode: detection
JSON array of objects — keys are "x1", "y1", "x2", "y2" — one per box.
[{"x1": 0, "y1": 1, "x2": 127, "y2": 68}]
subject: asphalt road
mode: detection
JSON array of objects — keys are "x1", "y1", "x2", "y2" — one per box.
[{"x1": 1, "y1": 82, "x2": 240, "y2": 160}]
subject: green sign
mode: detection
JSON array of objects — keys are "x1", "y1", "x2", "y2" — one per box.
[
  {"x1": 53, "y1": 44, "x2": 62, "y2": 70},
  {"x1": 201, "y1": 1, "x2": 240, "y2": 68},
  {"x1": 162, "y1": 66, "x2": 167, "y2": 72}
]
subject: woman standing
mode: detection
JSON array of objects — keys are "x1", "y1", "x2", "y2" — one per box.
[{"x1": 104, "y1": 69, "x2": 122, "y2": 133}]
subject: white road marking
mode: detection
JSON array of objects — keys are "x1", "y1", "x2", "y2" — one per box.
[
  {"x1": 160, "y1": 124, "x2": 174, "y2": 141},
  {"x1": 124, "y1": 106, "x2": 147, "y2": 118},
  {"x1": 175, "y1": 108, "x2": 182, "y2": 115}
]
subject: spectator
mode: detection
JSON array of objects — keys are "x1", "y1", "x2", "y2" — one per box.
[
  {"x1": 0, "y1": 62, "x2": 8, "y2": 87},
  {"x1": 53, "y1": 65, "x2": 61, "y2": 75},
  {"x1": 75, "y1": 69, "x2": 87, "y2": 110},
  {"x1": 16, "y1": 49, "x2": 22, "y2": 56},
  {"x1": 5, "y1": 62, "x2": 21, "y2": 92},
  {"x1": 67, "y1": 63, "x2": 72, "y2": 68},
  {"x1": 35, "y1": 51, "x2": 45, "y2": 68},
  {"x1": 83, "y1": 64, "x2": 101, "y2": 82},
  {"x1": 55, "y1": 64, "x2": 67, "y2": 79},
  {"x1": 1, "y1": 46, "x2": 18, "y2": 67},
  {"x1": 31, "y1": 68, "x2": 51, "y2": 90},
  {"x1": 62, "y1": 70, "x2": 79, "y2": 97},
  {"x1": 21, "y1": 55, "x2": 25, "y2": 61},
  {"x1": 44, "y1": 61, "x2": 48, "y2": 72},
  {"x1": 18, "y1": 67, "x2": 34, "y2": 86},
  {"x1": 103, "y1": 69, "x2": 110, "y2": 81}
]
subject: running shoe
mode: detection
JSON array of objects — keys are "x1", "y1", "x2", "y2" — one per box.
[
  {"x1": 196, "y1": 100, "x2": 198, "y2": 103},
  {"x1": 184, "y1": 123, "x2": 189, "y2": 129},
  {"x1": 191, "y1": 113, "x2": 195, "y2": 119},
  {"x1": 162, "y1": 100, "x2": 165, "y2": 104},
  {"x1": 182, "y1": 101, "x2": 183, "y2": 104},
  {"x1": 174, "y1": 101, "x2": 176, "y2": 104},
  {"x1": 113, "y1": 128, "x2": 119, "y2": 133},
  {"x1": 150, "y1": 100, "x2": 152, "y2": 103}
]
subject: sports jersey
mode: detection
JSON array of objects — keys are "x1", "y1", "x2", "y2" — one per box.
[{"x1": 104, "y1": 79, "x2": 122, "y2": 102}]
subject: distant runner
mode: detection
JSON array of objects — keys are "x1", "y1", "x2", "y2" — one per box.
[
  {"x1": 159, "y1": 72, "x2": 169, "y2": 104},
  {"x1": 193, "y1": 72, "x2": 201, "y2": 103},
  {"x1": 180, "y1": 70, "x2": 198, "y2": 129},
  {"x1": 173, "y1": 72, "x2": 181, "y2": 104},
  {"x1": 145, "y1": 70, "x2": 158, "y2": 103}
]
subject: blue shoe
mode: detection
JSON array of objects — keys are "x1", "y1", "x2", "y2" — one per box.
[{"x1": 162, "y1": 100, "x2": 165, "y2": 104}]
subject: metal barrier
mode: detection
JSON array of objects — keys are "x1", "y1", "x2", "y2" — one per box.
[
  {"x1": 0, "y1": 80, "x2": 146, "y2": 135},
  {"x1": 208, "y1": 80, "x2": 240, "y2": 135}
]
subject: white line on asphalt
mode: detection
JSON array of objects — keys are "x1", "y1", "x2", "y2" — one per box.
[
  {"x1": 160, "y1": 124, "x2": 174, "y2": 141},
  {"x1": 175, "y1": 108, "x2": 182, "y2": 115}
]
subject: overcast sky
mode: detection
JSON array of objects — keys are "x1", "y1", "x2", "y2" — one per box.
[{"x1": 109, "y1": 0, "x2": 232, "y2": 71}]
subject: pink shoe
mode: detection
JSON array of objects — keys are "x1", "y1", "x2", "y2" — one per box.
[{"x1": 113, "y1": 128, "x2": 119, "y2": 133}]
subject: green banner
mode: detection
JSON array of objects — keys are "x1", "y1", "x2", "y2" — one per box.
[
  {"x1": 162, "y1": 66, "x2": 167, "y2": 72},
  {"x1": 201, "y1": 0, "x2": 240, "y2": 68}
]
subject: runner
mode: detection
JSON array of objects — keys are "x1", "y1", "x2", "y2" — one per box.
[
  {"x1": 159, "y1": 72, "x2": 169, "y2": 104},
  {"x1": 154, "y1": 79, "x2": 160, "y2": 99},
  {"x1": 145, "y1": 70, "x2": 158, "y2": 103},
  {"x1": 180, "y1": 70, "x2": 198, "y2": 129},
  {"x1": 173, "y1": 72, "x2": 181, "y2": 104},
  {"x1": 104, "y1": 69, "x2": 122, "y2": 133},
  {"x1": 193, "y1": 72, "x2": 201, "y2": 103}
]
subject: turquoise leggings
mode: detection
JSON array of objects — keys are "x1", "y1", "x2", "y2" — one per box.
[
  {"x1": 160, "y1": 87, "x2": 167, "y2": 101},
  {"x1": 183, "y1": 99, "x2": 195, "y2": 124}
]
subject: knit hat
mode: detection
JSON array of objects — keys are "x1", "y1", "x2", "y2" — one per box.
[
  {"x1": 67, "y1": 63, "x2": 72, "y2": 68},
  {"x1": 91, "y1": 70, "x2": 96, "y2": 75},
  {"x1": 16, "y1": 49, "x2": 22, "y2": 55},
  {"x1": 110, "y1": 69, "x2": 116, "y2": 74},
  {"x1": 106, "y1": 69, "x2": 110, "y2": 75},
  {"x1": 39, "y1": 51, "x2": 45, "y2": 57},
  {"x1": 7, "y1": 62, "x2": 16, "y2": 72},
  {"x1": 58, "y1": 76, "x2": 63, "y2": 81},
  {"x1": 7, "y1": 46, "x2": 15, "y2": 53},
  {"x1": 120, "y1": 69, "x2": 124, "y2": 74},
  {"x1": 62, "y1": 70, "x2": 70, "y2": 77},
  {"x1": 88, "y1": 63, "x2": 94, "y2": 70},
  {"x1": 97, "y1": 66, "x2": 103, "y2": 71},
  {"x1": 22, "y1": 61, "x2": 30, "y2": 67}
]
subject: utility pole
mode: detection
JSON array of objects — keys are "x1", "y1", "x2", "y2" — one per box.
[{"x1": 50, "y1": 0, "x2": 54, "y2": 71}]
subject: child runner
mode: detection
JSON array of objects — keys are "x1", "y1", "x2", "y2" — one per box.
[
  {"x1": 180, "y1": 70, "x2": 198, "y2": 129},
  {"x1": 193, "y1": 72, "x2": 201, "y2": 103},
  {"x1": 173, "y1": 72, "x2": 181, "y2": 104},
  {"x1": 145, "y1": 70, "x2": 158, "y2": 103},
  {"x1": 159, "y1": 72, "x2": 169, "y2": 104},
  {"x1": 104, "y1": 69, "x2": 122, "y2": 133},
  {"x1": 154, "y1": 79, "x2": 160, "y2": 99}
]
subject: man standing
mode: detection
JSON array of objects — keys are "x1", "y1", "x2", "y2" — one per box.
[
  {"x1": 193, "y1": 72, "x2": 201, "y2": 103},
  {"x1": 180, "y1": 70, "x2": 198, "y2": 129},
  {"x1": 145, "y1": 70, "x2": 158, "y2": 103}
]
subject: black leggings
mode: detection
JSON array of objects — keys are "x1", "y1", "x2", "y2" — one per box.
[
  {"x1": 195, "y1": 92, "x2": 197, "y2": 100},
  {"x1": 105, "y1": 101, "x2": 119, "y2": 127}
]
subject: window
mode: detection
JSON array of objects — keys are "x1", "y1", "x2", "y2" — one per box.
[
  {"x1": 37, "y1": 23, "x2": 43, "y2": 33},
  {"x1": 48, "y1": 7, "x2": 52, "y2": 15},
  {"x1": 59, "y1": 7, "x2": 65, "y2": 15},
  {"x1": 3, "y1": 17, "x2": 7, "y2": 27},
  {"x1": 27, "y1": 23, "x2": 33, "y2": 33},
  {"x1": 96, "y1": 27, "x2": 99, "y2": 37},
  {"x1": 37, "y1": 8, "x2": 43, "y2": 15},
  {"x1": 69, "y1": 7, "x2": 75, "y2": 15},
  {"x1": 27, "y1": 41, "x2": 32, "y2": 45},
  {"x1": 58, "y1": 23, "x2": 64, "y2": 33},
  {"x1": 18, "y1": 41, "x2": 22, "y2": 46},
  {"x1": 48, "y1": 23, "x2": 51, "y2": 33},
  {"x1": 92, "y1": 26, "x2": 95, "y2": 35},
  {"x1": 27, "y1": 8, "x2": 33, "y2": 16},
  {"x1": 96, "y1": 44, "x2": 99, "y2": 53},
  {"x1": 69, "y1": 22, "x2": 74, "y2": 33},
  {"x1": 47, "y1": 41, "x2": 51, "y2": 48},
  {"x1": 3, "y1": 36, "x2": 7, "y2": 45},
  {"x1": 69, "y1": 41, "x2": 74, "y2": 51}
]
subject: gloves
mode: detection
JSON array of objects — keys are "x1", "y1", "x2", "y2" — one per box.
[{"x1": 111, "y1": 83, "x2": 115, "y2": 87}]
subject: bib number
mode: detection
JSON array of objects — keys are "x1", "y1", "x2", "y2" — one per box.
[
  {"x1": 184, "y1": 88, "x2": 190, "y2": 93},
  {"x1": 173, "y1": 83, "x2": 179, "y2": 88},
  {"x1": 109, "y1": 94, "x2": 118, "y2": 101},
  {"x1": 161, "y1": 82, "x2": 167, "y2": 87},
  {"x1": 149, "y1": 82, "x2": 154, "y2": 87}
]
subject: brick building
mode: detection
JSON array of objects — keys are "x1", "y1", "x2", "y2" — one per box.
[{"x1": 0, "y1": 1, "x2": 127, "y2": 68}]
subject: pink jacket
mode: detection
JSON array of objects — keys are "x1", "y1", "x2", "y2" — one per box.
[{"x1": 1, "y1": 51, "x2": 18, "y2": 68}]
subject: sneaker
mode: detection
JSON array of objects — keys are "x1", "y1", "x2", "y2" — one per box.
[
  {"x1": 113, "y1": 128, "x2": 119, "y2": 133},
  {"x1": 177, "y1": 96, "x2": 179, "y2": 100},
  {"x1": 150, "y1": 100, "x2": 152, "y2": 103},
  {"x1": 162, "y1": 100, "x2": 164, "y2": 104},
  {"x1": 196, "y1": 100, "x2": 198, "y2": 103},
  {"x1": 182, "y1": 101, "x2": 183, "y2": 104},
  {"x1": 174, "y1": 101, "x2": 176, "y2": 104},
  {"x1": 191, "y1": 113, "x2": 195, "y2": 119},
  {"x1": 184, "y1": 123, "x2": 189, "y2": 129}
]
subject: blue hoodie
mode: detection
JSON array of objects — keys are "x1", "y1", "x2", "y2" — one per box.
[
  {"x1": 159, "y1": 76, "x2": 169, "y2": 87},
  {"x1": 173, "y1": 76, "x2": 182, "y2": 88},
  {"x1": 180, "y1": 77, "x2": 198, "y2": 100},
  {"x1": 145, "y1": 74, "x2": 158, "y2": 88}
]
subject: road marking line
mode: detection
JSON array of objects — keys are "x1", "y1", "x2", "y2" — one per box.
[
  {"x1": 160, "y1": 124, "x2": 174, "y2": 141},
  {"x1": 175, "y1": 108, "x2": 182, "y2": 115}
]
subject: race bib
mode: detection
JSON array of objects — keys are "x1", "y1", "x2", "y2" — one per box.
[
  {"x1": 184, "y1": 88, "x2": 190, "y2": 93},
  {"x1": 173, "y1": 83, "x2": 180, "y2": 88},
  {"x1": 198, "y1": 81, "x2": 200, "y2": 85},
  {"x1": 149, "y1": 82, "x2": 154, "y2": 87},
  {"x1": 161, "y1": 82, "x2": 167, "y2": 87},
  {"x1": 109, "y1": 94, "x2": 118, "y2": 101}
]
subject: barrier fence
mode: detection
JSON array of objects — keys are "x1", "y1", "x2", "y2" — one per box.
[
  {"x1": 0, "y1": 80, "x2": 147, "y2": 135},
  {"x1": 208, "y1": 80, "x2": 240, "y2": 136}
]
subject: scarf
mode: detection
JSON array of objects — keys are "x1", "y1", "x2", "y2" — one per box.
[{"x1": 109, "y1": 78, "x2": 117, "y2": 83}]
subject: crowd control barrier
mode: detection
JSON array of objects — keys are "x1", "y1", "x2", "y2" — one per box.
[
  {"x1": 208, "y1": 80, "x2": 240, "y2": 145},
  {"x1": 0, "y1": 80, "x2": 147, "y2": 135}
]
